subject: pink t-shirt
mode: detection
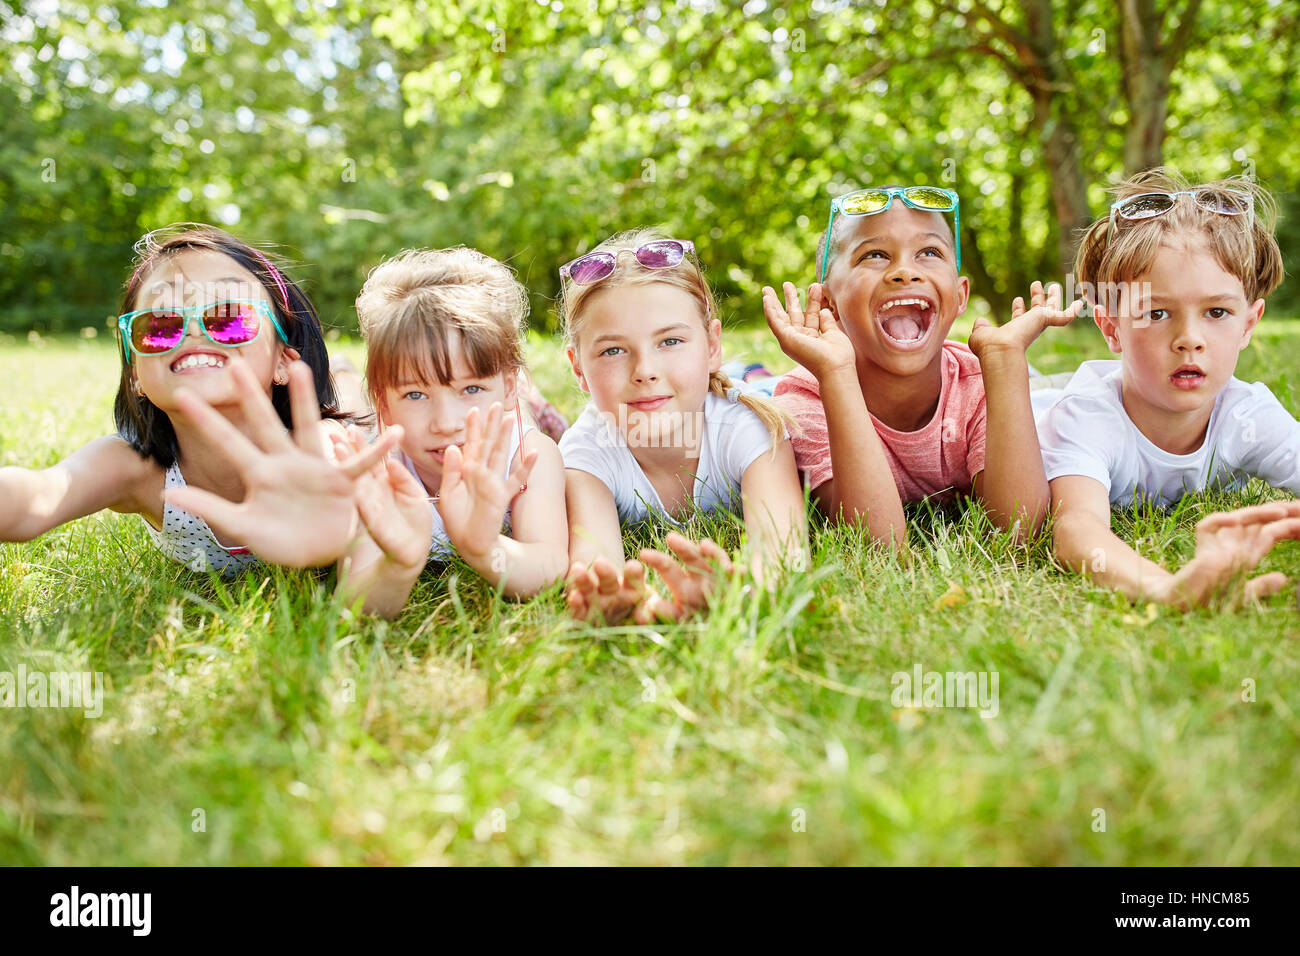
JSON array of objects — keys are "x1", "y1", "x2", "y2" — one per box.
[{"x1": 773, "y1": 340, "x2": 988, "y2": 504}]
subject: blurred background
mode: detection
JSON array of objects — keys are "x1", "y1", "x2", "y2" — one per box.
[{"x1": 2, "y1": 0, "x2": 1298, "y2": 336}]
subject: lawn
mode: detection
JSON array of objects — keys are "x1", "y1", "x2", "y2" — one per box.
[{"x1": 2, "y1": 314, "x2": 1299, "y2": 865}]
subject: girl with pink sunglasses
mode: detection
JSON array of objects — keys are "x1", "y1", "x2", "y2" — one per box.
[{"x1": 558, "y1": 229, "x2": 809, "y2": 624}]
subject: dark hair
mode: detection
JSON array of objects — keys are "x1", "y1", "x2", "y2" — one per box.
[{"x1": 113, "y1": 224, "x2": 341, "y2": 468}]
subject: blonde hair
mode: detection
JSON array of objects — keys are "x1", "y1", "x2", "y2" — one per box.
[
  {"x1": 356, "y1": 247, "x2": 527, "y2": 410},
  {"x1": 1074, "y1": 167, "x2": 1283, "y2": 306},
  {"x1": 561, "y1": 227, "x2": 791, "y2": 453}
]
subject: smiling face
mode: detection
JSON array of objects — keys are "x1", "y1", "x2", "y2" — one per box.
[
  {"x1": 128, "y1": 249, "x2": 297, "y2": 413},
  {"x1": 1095, "y1": 240, "x2": 1263, "y2": 441},
  {"x1": 821, "y1": 204, "x2": 969, "y2": 376},
  {"x1": 566, "y1": 282, "x2": 721, "y2": 453},
  {"x1": 379, "y1": 329, "x2": 517, "y2": 493}
]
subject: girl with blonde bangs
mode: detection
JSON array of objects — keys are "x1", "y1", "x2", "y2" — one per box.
[
  {"x1": 336, "y1": 247, "x2": 569, "y2": 617},
  {"x1": 558, "y1": 229, "x2": 809, "y2": 625}
]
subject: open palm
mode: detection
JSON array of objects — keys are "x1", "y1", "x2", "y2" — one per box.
[
  {"x1": 1164, "y1": 501, "x2": 1300, "y2": 609},
  {"x1": 167, "y1": 360, "x2": 399, "y2": 568},
  {"x1": 763, "y1": 281, "x2": 856, "y2": 379},
  {"x1": 334, "y1": 427, "x2": 432, "y2": 570},
  {"x1": 437, "y1": 403, "x2": 536, "y2": 562}
]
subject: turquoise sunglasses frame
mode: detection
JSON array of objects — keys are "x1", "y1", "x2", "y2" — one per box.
[
  {"x1": 819, "y1": 186, "x2": 961, "y2": 283},
  {"x1": 117, "y1": 299, "x2": 288, "y2": 362}
]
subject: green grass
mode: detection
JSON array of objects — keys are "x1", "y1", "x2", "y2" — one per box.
[{"x1": 2, "y1": 319, "x2": 1300, "y2": 865}]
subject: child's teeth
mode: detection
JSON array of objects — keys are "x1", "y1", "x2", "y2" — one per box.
[{"x1": 171, "y1": 354, "x2": 226, "y2": 371}]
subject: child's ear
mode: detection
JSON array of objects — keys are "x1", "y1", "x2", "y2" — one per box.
[
  {"x1": 1093, "y1": 302, "x2": 1123, "y2": 354},
  {"x1": 954, "y1": 275, "x2": 970, "y2": 318},
  {"x1": 276, "y1": 345, "x2": 302, "y2": 378},
  {"x1": 819, "y1": 283, "x2": 839, "y2": 321},
  {"x1": 565, "y1": 344, "x2": 589, "y2": 393},
  {"x1": 1241, "y1": 298, "x2": 1265, "y2": 348},
  {"x1": 502, "y1": 369, "x2": 519, "y2": 406},
  {"x1": 707, "y1": 317, "x2": 723, "y2": 372}
]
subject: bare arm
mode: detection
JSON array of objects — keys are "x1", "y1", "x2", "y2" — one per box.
[
  {"x1": 969, "y1": 348, "x2": 1049, "y2": 536},
  {"x1": 1051, "y1": 475, "x2": 1300, "y2": 609},
  {"x1": 565, "y1": 468, "x2": 626, "y2": 570},
  {"x1": 739, "y1": 439, "x2": 810, "y2": 579},
  {"x1": 459, "y1": 430, "x2": 569, "y2": 598},
  {"x1": 809, "y1": 367, "x2": 906, "y2": 547},
  {"x1": 763, "y1": 281, "x2": 905, "y2": 548},
  {"x1": 969, "y1": 281, "x2": 1083, "y2": 538},
  {"x1": 0, "y1": 436, "x2": 156, "y2": 542}
]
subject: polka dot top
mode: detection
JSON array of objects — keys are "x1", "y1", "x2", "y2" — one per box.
[{"x1": 141, "y1": 463, "x2": 260, "y2": 577}]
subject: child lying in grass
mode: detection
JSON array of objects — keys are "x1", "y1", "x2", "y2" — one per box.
[
  {"x1": 559, "y1": 229, "x2": 808, "y2": 624},
  {"x1": 334, "y1": 248, "x2": 571, "y2": 617},
  {"x1": 1038, "y1": 168, "x2": 1300, "y2": 609},
  {"x1": 765, "y1": 185, "x2": 1081, "y2": 548}
]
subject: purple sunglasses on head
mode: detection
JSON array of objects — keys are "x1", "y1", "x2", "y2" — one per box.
[{"x1": 559, "y1": 239, "x2": 696, "y2": 284}]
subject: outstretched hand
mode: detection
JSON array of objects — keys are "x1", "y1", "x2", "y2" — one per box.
[
  {"x1": 634, "y1": 532, "x2": 738, "y2": 623},
  {"x1": 332, "y1": 426, "x2": 431, "y2": 571},
  {"x1": 565, "y1": 556, "x2": 651, "y2": 624},
  {"x1": 1160, "y1": 501, "x2": 1300, "y2": 610},
  {"x1": 969, "y1": 280, "x2": 1084, "y2": 359},
  {"x1": 763, "y1": 282, "x2": 856, "y2": 379},
  {"x1": 437, "y1": 402, "x2": 537, "y2": 562},
  {"x1": 166, "y1": 360, "x2": 400, "y2": 567}
]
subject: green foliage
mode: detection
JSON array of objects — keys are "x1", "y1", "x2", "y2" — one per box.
[{"x1": 2, "y1": 0, "x2": 1299, "y2": 332}]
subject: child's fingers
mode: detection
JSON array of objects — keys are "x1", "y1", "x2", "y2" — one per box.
[
  {"x1": 1045, "y1": 282, "x2": 1063, "y2": 311},
  {"x1": 439, "y1": 443, "x2": 465, "y2": 497},
  {"x1": 1029, "y1": 280, "x2": 1044, "y2": 309},
  {"x1": 165, "y1": 484, "x2": 243, "y2": 538},
  {"x1": 226, "y1": 360, "x2": 294, "y2": 454},
  {"x1": 782, "y1": 282, "x2": 806, "y2": 329},
  {"x1": 1244, "y1": 572, "x2": 1288, "y2": 601},
  {"x1": 698, "y1": 538, "x2": 735, "y2": 574},
  {"x1": 591, "y1": 558, "x2": 621, "y2": 595},
  {"x1": 817, "y1": 308, "x2": 838, "y2": 337},
  {"x1": 285, "y1": 362, "x2": 325, "y2": 456},
  {"x1": 485, "y1": 408, "x2": 513, "y2": 476},
  {"x1": 641, "y1": 547, "x2": 693, "y2": 599},
  {"x1": 386, "y1": 458, "x2": 427, "y2": 499},
  {"x1": 972, "y1": 316, "x2": 992, "y2": 331},
  {"x1": 173, "y1": 386, "x2": 262, "y2": 469},
  {"x1": 508, "y1": 448, "x2": 538, "y2": 496},
  {"x1": 807, "y1": 283, "x2": 823, "y2": 319},
  {"x1": 1252, "y1": 517, "x2": 1300, "y2": 557},
  {"x1": 1011, "y1": 296, "x2": 1025, "y2": 319},
  {"x1": 462, "y1": 405, "x2": 483, "y2": 467},
  {"x1": 1201, "y1": 501, "x2": 1300, "y2": 533},
  {"x1": 338, "y1": 426, "x2": 403, "y2": 480},
  {"x1": 665, "y1": 532, "x2": 712, "y2": 575},
  {"x1": 623, "y1": 559, "x2": 647, "y2": 596}
]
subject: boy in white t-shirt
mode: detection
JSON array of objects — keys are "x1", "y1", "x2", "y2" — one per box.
[{"x1": 1039, "y1": 169, "x2": 1300, "y2": 610}]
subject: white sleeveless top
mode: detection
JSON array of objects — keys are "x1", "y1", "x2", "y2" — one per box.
[
  {"x1": 141, "y1": 463, "x2": 260, "y2": 577},
  {"x1": 398, "y1": 422, "x2": 535, "y2": 561}
]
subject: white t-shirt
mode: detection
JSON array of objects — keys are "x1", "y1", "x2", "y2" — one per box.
[
  {"x1": 398, "y1": 422, "x2": 535, "y2": 560},
  {"x1": 1035, "y1": 359, "x2": 1300, "y2": 506},
  {"x1": 559, "y1": 392, "x2": 778, "y2": 525}
]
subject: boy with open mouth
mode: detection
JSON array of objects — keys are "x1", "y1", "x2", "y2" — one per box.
[{"x1": 765, "y1": 185, "x2": 1080, "y2": 548}]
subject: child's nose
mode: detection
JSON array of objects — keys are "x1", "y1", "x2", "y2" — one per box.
[
  {"x1": 428, "y1": 396, "x2": 462, "y2": 435},
  {"x1": 887, "y1": 266, "x2": 923, "y2": 283},
  {"x1": 631, "y1": 352, "x2": 660, "y2": 382}
]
